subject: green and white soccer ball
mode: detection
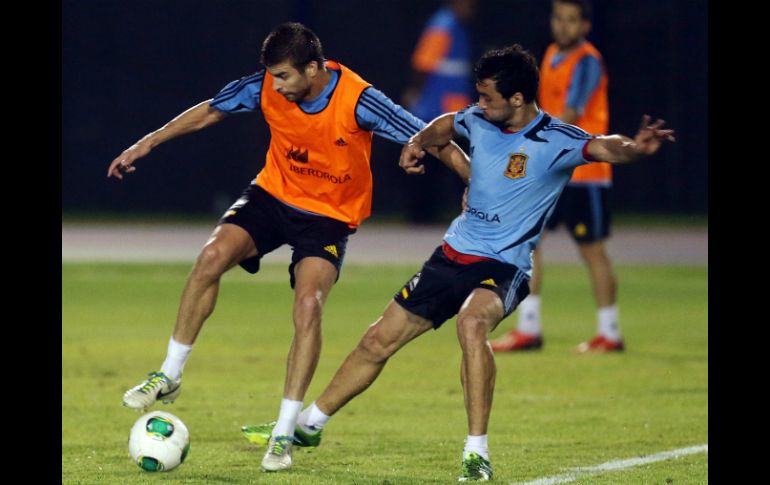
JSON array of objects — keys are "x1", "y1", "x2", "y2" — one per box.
[{"x1": 128, "y1": 411, "x2": 190, "y2": 472}]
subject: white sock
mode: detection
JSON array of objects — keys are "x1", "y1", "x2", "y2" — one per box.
[
  {"x1": 463, "y1": 434, "x2": 489, "y2": 460},
  {"x1": 517, "y1": 295, "x2": 542, "y2": 335},
  {"x1": 272, "y1": 399, "x2": 303, "y2": 437},
  {"x1": 160, "y1": 337, "x2": 192, "y2": 381},
  {"x1": 598, "y1": 305, "x2": 621, "y2": 341},
  {"x1": 297, "y1": 402, "x2": 330, "y2": 433}
]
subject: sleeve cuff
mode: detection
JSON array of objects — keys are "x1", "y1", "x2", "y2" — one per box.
[{"x1": 582, "y1": 139, "x2": 597, "y2": 162}]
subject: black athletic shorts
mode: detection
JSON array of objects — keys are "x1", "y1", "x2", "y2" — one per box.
[
  {"x1": 545, "y1": 185, "x2": 611, "y2": 243},
  {"x1": 393, "y1": 245, "x2": 530, "y2": 329},
  {"x1": 218, "y1": 184, "x2": 355, "y2": 288}
]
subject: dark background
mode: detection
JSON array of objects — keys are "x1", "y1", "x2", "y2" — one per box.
[{"x1": 62, "y1": 0, "x2": 707, "y2": 221}]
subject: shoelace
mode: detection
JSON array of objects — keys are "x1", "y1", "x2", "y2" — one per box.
[
  {"x1": 139, "y1": 373, "x2": 166, "y2": 394},
  {"x1": 268, "y1": 438, "x2": 291, "y2": 455}
]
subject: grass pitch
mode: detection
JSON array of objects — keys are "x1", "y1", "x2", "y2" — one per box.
[{"x1": 62, "y1": 262, "x2": 707, "y2": 484}]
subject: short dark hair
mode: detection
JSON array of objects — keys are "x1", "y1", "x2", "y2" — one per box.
[
  {"x1": 553, "y1": 0, "x2": 592, "y2": 20},
  {"x1": 473, "y1": 44, "x2": 539, "y2": 102},
  {"x1": 260, "y1": 22, "x2": 325, "y2": 70}
]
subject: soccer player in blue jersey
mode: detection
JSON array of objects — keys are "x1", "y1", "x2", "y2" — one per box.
[
  {"x1": 109, "y1": 22, "x2": 469, "y2": 473},
  {"x1": 242, "y1": 44, "x2": 674, "y2": 480}
]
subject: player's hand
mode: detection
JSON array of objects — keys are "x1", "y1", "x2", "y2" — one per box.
[
  {"x1": 461, "y1": 186, "x2": 469, "y2": 211},
  {"x1": 107, "y1": 142, "x2": 151, "y2": 180},
  {"x1": 633, "y1": 115, "x2": 676, "y2": 156},
  {"x1": 399, "y1": 142, "x2": 426, "y2": 175}
]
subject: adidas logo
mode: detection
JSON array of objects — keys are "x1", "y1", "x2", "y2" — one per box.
[
  {"x1": 480, "y1": 278, "x2": 497, "y2": 287},
  {"x1": 334, "y1": 137, "x2": 347, "y2": 146},
  {"x1": 324, "y1": 245, "x2": 339, "y2": 258},
  {"x1": 286, "y1": 146, "x2": 309, "y2": 163}
]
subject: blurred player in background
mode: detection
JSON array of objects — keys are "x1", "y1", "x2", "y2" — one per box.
[
  {"x1": 108, "y1": 22, "x2": 469, "y2": 472},
  {"x1": 243, "y1": 44, "x2": 674, "y2": 480},
  {"x1": 402, "y1": 0, "x2": 476, "y2": 121},
  {"x1": 401, "y1": 0, "x2": 477, "y2": 223},
  {"x1": 491, "y1": 0, "x2": 623, "y2": 354}
]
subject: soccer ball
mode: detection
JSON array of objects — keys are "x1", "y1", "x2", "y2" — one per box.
[{"x1": 128, "y1": 411, "x2": 190, "y2": 472}]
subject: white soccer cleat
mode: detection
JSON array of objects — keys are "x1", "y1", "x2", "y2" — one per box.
[
  {"x1": 261, "y1": 435, "x2": 293, "y2": 472},
  {"x1": 122, "y1": 371, "x2": 182, "y2": 410}
]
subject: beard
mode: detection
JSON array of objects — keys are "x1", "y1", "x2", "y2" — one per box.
[{"x1": 284, "y1": 84, "x2": 312, "y2": 103}]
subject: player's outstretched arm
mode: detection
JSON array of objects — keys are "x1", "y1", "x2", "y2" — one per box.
[
  {"x1": 107, "y1": 100, "x2": 227, "y2": 180},
  {"x1": 400, "y1": 113, "x2": 461, "y2": 178},
  {"x1": 587, "y1": 115, "x2": 676, "y2": 164}
]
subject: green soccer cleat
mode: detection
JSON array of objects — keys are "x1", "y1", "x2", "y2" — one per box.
[
  {"x1": 241, "y1": 421, "x2": 323, "y2": 448},
  {"x1": 458, "y1": 452, "x2": 493, "y2": 481},
  {"x1": 122, "y1": 371, "x2": 181, "y2": 410},
  {"x1": 261, "y1": 435, "x2": 293, "y2": 472},
  {"x1": 241, "y1": 421, "x2": 275, "y2": 446}
]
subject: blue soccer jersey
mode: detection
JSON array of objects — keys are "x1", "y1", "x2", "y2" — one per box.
[{"x1": 444, "y1": 105, "x2": 595, "y2": 276}]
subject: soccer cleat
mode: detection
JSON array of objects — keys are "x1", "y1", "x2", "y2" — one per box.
[
  {"x1": 241, "y1": 421, "x2": 323, "y2": 448},
  {"x1": 576, "y1": 335, "x2": 625, "y2": 353},
  {"x1": 261, "y1": 435, "x2": 293, "y2": 472},
  {"x1": 458, "y1": 452, "x2": 493, "y2": 481},
  {"x1": 490, "y1": 329, "x2": 543, "y2": 352},
  {"x1": 122, "y1": 371, "x2": 182, "y2": 410},
  {"x1": 241, "y1": 421, "x2": 275, "y2": 446}
]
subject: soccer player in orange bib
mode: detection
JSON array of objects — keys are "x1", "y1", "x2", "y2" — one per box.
[
  {"x1": 491, "y1": 0, "x2": 623, "y2": 354},
  {"x1": 109, "y1": 22, "x2": 469, "y2": 472}
]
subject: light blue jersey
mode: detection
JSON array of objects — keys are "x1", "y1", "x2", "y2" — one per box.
[{"x1": 444, "y1": 105, "x2": 595, "y2": 276}]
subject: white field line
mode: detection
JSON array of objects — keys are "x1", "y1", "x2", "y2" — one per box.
[{"x1": 510, "y1": 444, "x2": 708, "y2": 485}]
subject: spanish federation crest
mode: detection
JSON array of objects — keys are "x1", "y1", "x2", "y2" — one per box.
[{"x1": 504, "y1": 153, "x2": 528, "y2": 179}]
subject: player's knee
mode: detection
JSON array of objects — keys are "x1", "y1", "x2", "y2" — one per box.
[
  {"x1": 358, "y1": 325, "x2": 394, "y2": 362},
  {"x1": 456, "y1": 315, "x2": 489, "y2": 349},
  {"x1": 293, "y1": 293, "x2": 323, "y2": 329},
  {"x1": 192, "y1": 244, "x2": 229, "y2": 280}
]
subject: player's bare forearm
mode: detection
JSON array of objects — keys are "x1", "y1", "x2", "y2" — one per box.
[
  {"x1": 426, "y1": 142, "x2": 470, "y2": 184},
  {"x1": 140, "y1": 100, "x2": 226, "y2": 148},
  {"x1": 586, "y1": 116, "x2": 675, "y2": 164},
  {"x1": 108, "y1": 100, "x2": 226, "y2": 179},
  {"x1": 409, "y1": 113, "x2": 457, "y2": 149},
  {"x1": 587, "y1": 135, "x2": 642, "y2": 164},
  {"x1": 399, "y1": 114, "x2": 459, "y2": 177}
]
